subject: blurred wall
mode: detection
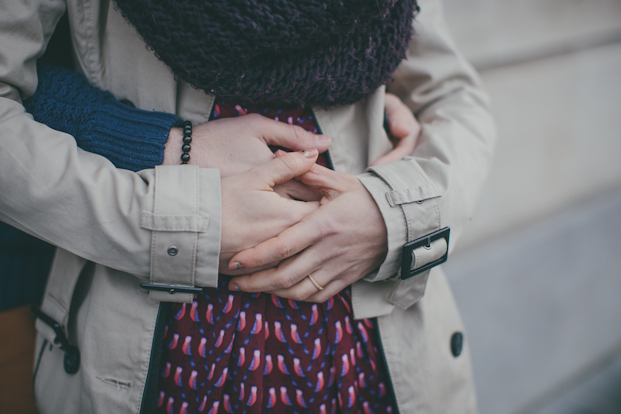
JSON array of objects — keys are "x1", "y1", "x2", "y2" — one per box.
[{"x1": 438, "y1": 0, "x2": 621, "y2": 413}]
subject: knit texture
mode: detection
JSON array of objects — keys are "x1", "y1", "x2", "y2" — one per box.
[
  {"x1": 24, "y1": 60, "x2": 182, "y2": 172},
  {"x1": 113, "y1": 0, "x2": 418, "y2": 106}
]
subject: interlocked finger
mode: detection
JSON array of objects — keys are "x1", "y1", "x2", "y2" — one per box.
[
  {"x1": 248, "y1": 149, "x2": 318, "y2": 188},
  {"x1": 228, "y1": 245, "x2": 325, "y2": 293},
  {"x1": 228, "y1": 214, "x2": 324, "y2": 271},
  {"x1": 257, "y1": 116, "x2": 331, "y2": 153},
  {"x1": 273, "y1": 179, "x2": 322, "y2": 201}
]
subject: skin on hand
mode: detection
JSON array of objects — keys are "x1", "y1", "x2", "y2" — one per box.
[
  {"x1": 219, "y1": 149, "x2": 323, "y2": 275},
  {"x1": 226, "y1": 95, "x2": 421, "y2": 301},
  {"x1": 163, "y1": 113, "x2": 331, "y2": 175},
  {"x1": 164, "y1": 114, "x2": 329, "y2": 201},
  {"x1": 227, "y1": 156, "x2": 388, "y2": 302},
  {"x1": 163, "y1": 96, "x2": 418, "y2": 281},
  {"x1": 371, "y1": 92, "x2": 421, "y2": 166},
  {"x1": 163, "y1": 114, "x2": 331, "y2": 274}
]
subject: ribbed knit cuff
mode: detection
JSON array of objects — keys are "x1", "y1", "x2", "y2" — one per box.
[
  {"x1": 24, "y1": 60, "x2": 183, "y2": 172},
  {"x1": 84, "y1": 97, "x2": 183, "y2": 171}
]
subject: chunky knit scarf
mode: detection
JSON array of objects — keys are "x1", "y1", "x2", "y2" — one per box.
[{"x1": 113, "y1": 0, "x2": 417, "y2": 106}]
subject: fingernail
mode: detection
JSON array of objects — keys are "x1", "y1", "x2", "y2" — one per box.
[
  {"x1": 301, "y1": 148, "x2": 318, "y2": 158},
  {"x1": 316, "y1": 134, "x2": 330, "y2": 144},
  {"x1": 231, "y1": 283, "x2": 241, "y2": 292},
  {"x1": 230, "y1": 262, "x2": 243, "y2": 271}
]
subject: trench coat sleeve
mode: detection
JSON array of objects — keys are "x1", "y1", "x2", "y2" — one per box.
[
  {"x1": 357, "y1": 0, "x2": 496, "y2": 285},
  {"x1": 0, "y1": 0, "x2": 221, "y2": 291}
]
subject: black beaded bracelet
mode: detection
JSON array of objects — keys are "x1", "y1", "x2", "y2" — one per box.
[{"x1": 180, "y1": 120, "x2": 192, "y2": 164}]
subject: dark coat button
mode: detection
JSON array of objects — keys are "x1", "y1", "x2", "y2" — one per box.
[
  {"x1": 63, "y1": 346, "x2": 80, "y2": 374},
  {"x1": 451, "y1": 332, "x2": 463, "y2": 357}
]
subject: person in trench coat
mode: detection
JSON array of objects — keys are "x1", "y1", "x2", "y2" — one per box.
[{"x1": 0, "y1": 0, "x2": 496, "y2": 412}]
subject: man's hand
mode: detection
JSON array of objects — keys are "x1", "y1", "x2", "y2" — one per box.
[
  {"x1": 219, "y1": 149, "x2": 323, "y2": 275},
  {"x1": 164, "y1": 114, "x2": 331, "y2": 177},
  {"x1": 226, "y1": 157, "x2": 388, "y2": 302},
  {"x1": 371, "y1": 93, "x2": 421, "y2": 166}
]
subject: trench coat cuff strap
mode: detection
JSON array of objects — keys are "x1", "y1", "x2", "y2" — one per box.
[
  {"x1": 361, "y1": 160, "x2": 445, "y2": 309},
  {"x1": 141, "y1": 165, "x2": 221, "y2": 303},
  {"x1": 357, "y1": 172, "x2": 407, "y2": 282}
]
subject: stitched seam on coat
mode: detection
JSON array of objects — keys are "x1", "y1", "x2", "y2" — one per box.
[
  {"x1": 435, "y1": 195, "x2": 441, "y2": 233},
  {"x1": 377, "y1": 317, "x2": 404, "y2": 412},
  {"x1": 352, "y1": 285, "x2": 359, "y2": 318},
  {"x1": 368, "y1": 169, "x2": 411, "y2": 280},
  {"x1": 96, "y1": 376, "x2": 133, "y2": 390},
  {"x1": 151, "y1": 168, "x2": 159, "y2": 283},
  {"x1": 388, "y1": 187, "x2": 441, "y2": 205},
  {"x1": 402, "y1": 202, "x2": 413, "y2": 245},
  {"x1": 136, "y1": 303, "x2": 159, "y2": 413},
  {"x1": 190, "y1": 167, "x2": 198, "y2": 288},
  {"x1": 43, "y1": 295, "x2": 68, "y2": 326},
  {"x1": 404, "y1": 161, "x2": 443, "y2": 241},
  {"x1": 140, "y1": 213, "x2": 208, "y2": 232},
  {"x1": 404, "y1": 161, "x2": 442, "y2": 197},
  {"x1": 373, "y1": 170, "x2": 413, "y2": 242}
]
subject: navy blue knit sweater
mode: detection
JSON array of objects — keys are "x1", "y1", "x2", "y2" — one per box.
[{"x1": 0, "y1": 61, "x2": 182, "y2": 311}]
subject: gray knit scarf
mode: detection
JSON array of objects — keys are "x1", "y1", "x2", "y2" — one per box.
[{"x1": 114, "y1": 0, "x2": 418, "y2": 106}]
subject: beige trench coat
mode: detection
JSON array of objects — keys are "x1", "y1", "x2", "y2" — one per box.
[{"x1": 0, "y1": 0, "x2": 495, "y2": 412}]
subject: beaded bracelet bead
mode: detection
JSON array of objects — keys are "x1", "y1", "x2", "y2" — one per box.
[{"x1": 180, "y1": 120, "x2": 192, "y2": 164}]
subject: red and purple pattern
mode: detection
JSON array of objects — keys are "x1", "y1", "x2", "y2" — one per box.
[{"x1": 156, "y1": 101, "x2": 395, "y2": 414}]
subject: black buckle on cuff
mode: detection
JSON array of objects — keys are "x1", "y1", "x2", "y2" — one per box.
[
  {"x1": 140, "y1": 283, "x2": 203, "y2": 295},
  {"x1": 401, "y1": 227, "x2": 450, "y2": 280},
  {"x1": 31, "y1": 306, "x2": 81, "y2": 374}
]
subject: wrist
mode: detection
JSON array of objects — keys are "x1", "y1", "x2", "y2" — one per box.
[{"x1": 163, "y1": 127, "x2": 183, "y2": 165}]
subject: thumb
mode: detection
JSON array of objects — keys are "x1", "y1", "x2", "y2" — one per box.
[
  {"x1": 298, "y1": 163, "x2": 351, "y2": 195},
  {"x1": 250, "y1": 149, "x2": 319, "y2": 188},
  {"x1": 384, "y1": 93, "x2": 414, "y2": 139},
  {"x1": 262, "y1": 121, "x2": 331, "y2": 153}
]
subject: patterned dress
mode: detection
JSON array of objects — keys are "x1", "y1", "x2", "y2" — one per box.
[{"x1": 156, "y1": 101, "x2": 396, "y2": 414}]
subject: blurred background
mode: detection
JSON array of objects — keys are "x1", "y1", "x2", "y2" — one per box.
[{"x1": 440, "y1": 0, "x2": 621, "y2": 413}]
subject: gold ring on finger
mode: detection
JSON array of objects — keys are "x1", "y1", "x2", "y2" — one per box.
[{"x1": 307, "y1": 273, "x2": 324, "y2": 291}]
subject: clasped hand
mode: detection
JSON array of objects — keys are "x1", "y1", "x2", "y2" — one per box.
[
  {"x1": 212, "y1": 93, "x2": 421, "y2": 302},
  {"x1": 164, "y1": 113, "x2": 330, "y2": 200},
  {"x1": 227, "y1": 155, "x2": 389, "y2": 302}
]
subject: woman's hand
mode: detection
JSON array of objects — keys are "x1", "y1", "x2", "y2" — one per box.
[
  {"x1": 219, "y1": 149, "x2": 323, "y2": 275},
  {"x1": 371, "y1": 92, "x2": 421, "y2": 166},
  {"x1": 226, "y1": 158, "x2": 388, "y2": 302},
  {"x1": 170, "y1": 96, "x2": 416, "y2": 279},
  {"x1": 164, "y1": 113, "x2": 331, "y2": 177},
  {"x1": 221, "y1": 94, "x2": 419, "y2": 293}
]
